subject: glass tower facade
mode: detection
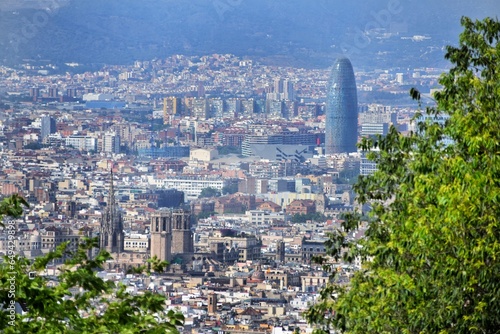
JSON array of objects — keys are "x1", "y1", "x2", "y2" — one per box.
[
  {"x1": 325, "y1": 57, "x2": 358, "y2": 154},
  {"x1": 41, "y1": 115, "x2": 56, "y2": 140}
]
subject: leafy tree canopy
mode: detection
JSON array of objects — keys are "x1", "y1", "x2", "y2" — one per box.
[
  {"x1": 306, "y1": 17, "x2": 500, "y2": 334},
  {"x1": 222, "y1": 183, "x2": 239, "y2": 195},
  {"x1": 0, "y1": 195, "x2": 184, "y2": 333},
  {"x1": 198, "y1": 187, "x2": 221, "y2": 198},
  {"x1": 217, "y1": 146, "x2": 241, "y2": 156},
  {"x1": 290, "y1": 212, "x2": 327, "y2": 224},
  {"x1": 0, "y1": 194, "x2": 28, "y2": 228},
  {"x1": 196, "y1": 211, "x2": 217, "y2": 220}
]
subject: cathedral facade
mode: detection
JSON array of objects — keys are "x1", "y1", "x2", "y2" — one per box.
[{"x1": 151, "y1": 209, "x2": 192, "y2": 262}]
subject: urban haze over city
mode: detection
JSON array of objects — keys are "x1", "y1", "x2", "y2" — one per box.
[{"x1": 0, "y1": 1, "x2": 499, "y2": 333}]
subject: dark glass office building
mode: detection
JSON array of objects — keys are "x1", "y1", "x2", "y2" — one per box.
[
  {"x1": 41, "y1": 115, "x2": 56, "y2": 140},
  {"x1": 325, "y1": 57, "x2": 358, "y2": 154}
]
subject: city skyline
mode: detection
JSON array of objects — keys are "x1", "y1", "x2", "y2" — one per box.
[{"x1": 1, "y1": 4, "x2": 498, "y2": 333}]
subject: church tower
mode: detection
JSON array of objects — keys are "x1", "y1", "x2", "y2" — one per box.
[
  {"x1": 100, "y1": 171, "x2": 124, "y2": 253},
  {"x1": 171, "y1": 209, "x2": 193, "y2": 255},
  {"x1": 150, "y1": 210, "x2": 173, "y2": 262}
]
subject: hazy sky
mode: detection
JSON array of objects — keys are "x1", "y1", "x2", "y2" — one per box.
[
  {"x1": 0, "y1": 0, "x2": 70, "y2": 10},
  {"x1": 1, "y1": 1, "x2": 498, "y2": 68}
]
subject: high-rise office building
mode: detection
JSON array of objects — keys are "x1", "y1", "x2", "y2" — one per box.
[
  {"x1": 192, "y1": 98, "x2": 209, "y2": 120},
  {"x1": 103, "y1": 132, "x2": 121, "y2": 153},
  {"x1": 30, "y1": 87, "x2": 40, "y2": 101},
  {"x1": 209, "y1": 98, "x2": 224, "y2": 119},
  {"x1": 48, "y1": 87, "x2": 59, "y2": 98},
  {"x1": 163, "y1": 97, "x2": 181, "y2": 124},
  {"x1": 283, "y1": 79, "x2": 295, "y2": 101},
  {"x1": 197, "y1": 83, "x2": 205, "y2": 98},
  {"x1": 325, "y1": 57, "x2": 358, "y2": 154},
  {"x1": 66, "y1": 88, "x2": 77, "y2": 97},
  {"x1": 273, "y1": 78, "x2": 284, "y2": 94},
  {"x1": 41, "y1": 115, "x2": 56, "y2": 140}
]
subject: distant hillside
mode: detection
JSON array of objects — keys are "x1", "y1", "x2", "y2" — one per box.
[{"x1": 0, "y1": 0, "x2": 498, "y2": 69}]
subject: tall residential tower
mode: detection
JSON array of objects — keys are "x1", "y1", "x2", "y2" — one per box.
[{"x1": 325, "y1": 57, "x2": 358, "y2": 154}]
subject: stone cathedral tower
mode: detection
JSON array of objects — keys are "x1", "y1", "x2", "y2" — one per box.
[
  {"x1": 150, "y1": 210, "x2": 173, "y2": 262},
  {"x1": 99, "y1": 171, "x2": 124, "y2": 253},
  {"x1": 150, "y1": 209, "x2": 192, "y2": 262},
  {"x1": 171, "y1": 209, "x2": 193, "y2": 255}
]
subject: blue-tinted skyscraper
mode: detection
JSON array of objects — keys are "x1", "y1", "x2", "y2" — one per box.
[
  {"x1": 41, "y1": 115, "x2": 56, "y2": 140},
  {"x1": 325, "y1": 57, "x2": 358, "y2": 154}
]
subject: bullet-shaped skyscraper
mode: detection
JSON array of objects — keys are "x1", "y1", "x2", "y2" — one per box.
[{"x1": 325, "y1": 57, "x2": 358, "y2": 154}]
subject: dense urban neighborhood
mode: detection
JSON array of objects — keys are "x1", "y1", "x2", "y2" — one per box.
[{"x1": 1, "y1": 53, "x2": 442, "y2": 333}]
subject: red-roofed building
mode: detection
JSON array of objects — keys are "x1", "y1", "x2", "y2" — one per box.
[{"x1": 286, "y1": 199, "x2": 316, "y2": 215}]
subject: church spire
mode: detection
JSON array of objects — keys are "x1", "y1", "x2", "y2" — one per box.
[
  {"x1": 107, "y1": 168, "x2": 115, "y2": 216},
  {"x1": 99, "y1": 164, "x2": 124, "y2": 254}
]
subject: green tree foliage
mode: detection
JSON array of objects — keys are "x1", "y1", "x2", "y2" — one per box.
[
  {"x1": 0, "y1": 195, "x2": 184, "y2": 333},
  {"x1": 0, "y1": 194, "x2": 28, "y2": 228},
  {"x1": 290, "y1": 213, "x2": 327, "y2": 224},
  {"x1": 305, "y1": 17, "x2": 500, "y2": 333},
  {"x1": 217, "y1": 146, "x2": 241, "y2": 156},
  {"x1": 125, "y1": 255, "x2": 169, "y2": 275},
  {"x1": 198, "y1": 187, "x2": 221, "y2": 198},
  {"x1": 24, "y1": 142, "x2": 44, "y2": 150},
  {"x1": 222, "y1": 183, "x2": 239, "y2": 195},
  {"x1": 196, "y1": 211, "x2": 217, "y2": 220}
]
